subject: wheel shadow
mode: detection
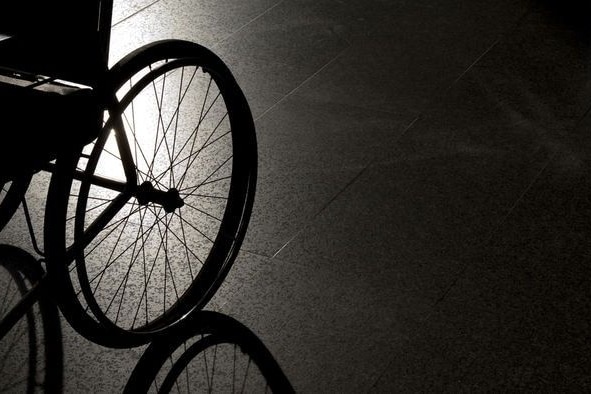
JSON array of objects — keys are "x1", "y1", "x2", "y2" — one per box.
[
  {"x1": 0, "y1": 244, "x2": 293, "y2": 393},
  {"x1": 0, "y1": 244, "x2": 63, "y2": 393},
  {"x1": 125, "y1": 310, "x2": 295, "y2": 393}
]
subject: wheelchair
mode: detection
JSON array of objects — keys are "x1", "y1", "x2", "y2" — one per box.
[{"x1": 0, "y1": 0, "x2": 257, "y2": 348}]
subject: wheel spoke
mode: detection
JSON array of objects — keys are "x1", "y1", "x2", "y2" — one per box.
[
  {"x1": 158, "y1": 78, "x2": 215, "y2": 180},
  {"x1": 122, "y1": 112, "x2": 152, "y2": 183},
  {"x1": 153, "y1": 213, "x2": 181, "y2": 312},
  {"x1": 74, "y1": 192, "x2": 133, "y2": 257},
  {"x1": 172, "y1": 210, "x2": 215, "y2": 244},
  {"x1": 78, "y1": 203, "x2": 144, "y2": 262},
  {"x1": 81, "y1": 208, "x2": 161, "y2": 289},
  {"x1": 131, "y1": 207, "x2": 167, "y2": 327},
  {"x1": 148, "y1": 65, "x2": 172, "y2": 185},
  {"x1": 178, "y1": 209, "x2": 196, "y2": 280},
  {"x1": 146, "y1": 206, "x2": 205, "y2": 267},
  {"x1": 104, "y1": 207, "x2": 151, "y2": 318},
  {"x1": 152, "y1": 128, "x2": 231, "y2": 187},
  {"x1": 148, "y1": 67, "x2": 199, "y2": 181},
  {"x1": 179, "y1": 175, "x2": 231, "y2": 193},
  {"x1": 130, "y1": 207, "x2": 154, "y2": 328},
  {"x1": 171, "y1": 66, "x2": 186, "y2": 186},
  {"x1": 182, "y1": 202, "x2": 222, "y2": 222},
  {"x1": 188, "y1": 193, "x2": 229, "y2": 201},
  {"x1": 240, "y1": 358, "x2": 252, "y2": 394},
  {"x1": 89, "y1": 199, "x2": 139, "y2": 296},
  {"x1": 177, "y1": 111, "x2": 228, "y2": 190},
  {"x1": 180, "y1": 155, "x2": 232, "y2": 198}
]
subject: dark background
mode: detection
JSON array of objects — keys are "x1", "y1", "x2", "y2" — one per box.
[{"x1": 1, "y1": 0, "x2": 590, "y2": 391}]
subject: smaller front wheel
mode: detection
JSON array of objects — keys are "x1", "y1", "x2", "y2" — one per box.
[{"x1": 46, "y1": 40, "x2": 257, "y2": 348}]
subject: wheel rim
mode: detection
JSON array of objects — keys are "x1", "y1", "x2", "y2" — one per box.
[{"x1": 64, "y1": 57, "x2": 252, "y2": 333}]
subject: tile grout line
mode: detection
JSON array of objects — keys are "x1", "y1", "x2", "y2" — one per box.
[
  {"x1": 253, "y1": 45, "x2": 351, "y2": 123},
  {"x1": 250, "y1": 47, "x2": 356, "y2": 259},
  {"x1": 391, "y1": 5, "x2": 532, "y2": 135},
  {"x1": 111, "y1": 0, "x2": 162, "y2": 28},
  {"x1": 215, "y1": 0, "x2": 288, "y2": 48},
  {"x1": 112, "y1": 0, "x2": 285, "y2": 39},
  {"x1": 448, "y1": 6, "x2": 532, "y2": 90},
  {"x1": 271, "y1": 163, "x2": 369, "y2": 259}
]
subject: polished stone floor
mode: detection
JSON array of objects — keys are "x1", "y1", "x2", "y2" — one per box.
[{"x1": 1, "y1": 0, "x2": 591, "y2": 391}]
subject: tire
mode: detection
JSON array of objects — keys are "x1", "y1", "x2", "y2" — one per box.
[
  {"x1": 45, "y1": 40, "x2": 256, "y2": 348},
  {"x1": 0, "y1": 244, "x2": 62, "y2": 393},
  {"x1": 124, "y1": 311, "x2": 293, "y2": 393},
  {"x1": 0, "y1": 176, "x2": 31, "y2": 231}
]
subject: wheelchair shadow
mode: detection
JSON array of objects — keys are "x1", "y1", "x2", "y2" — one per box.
[
  {"x1": 0, "y1": 245, "x2": 293, "y2": 393},
  {"x1": 125, "y1": 310, "x2": 295, "y2": 393},
  {"x1": 0, "y1": 244, "x2": 63, "y2": 393}
]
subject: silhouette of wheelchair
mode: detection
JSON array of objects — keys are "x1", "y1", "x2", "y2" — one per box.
[
  {"x1": 0, "y1": 1, "x2": 256, "y2": 348},
  {"x1": 0, "y1": 245, "x2": 293, "y2": 393}
]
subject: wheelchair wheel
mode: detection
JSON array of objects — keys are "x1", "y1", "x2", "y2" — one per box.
[
  {"x1": 124, "y1": 311, "x2": 293, "y2": 393},
  {"x1": 0, "y1": 244, "x2": 62, "y2": 393},
  {"x1": 0, "y1": 176, "x2": 31, "y2": 231},
  {"x1": 45, "y1": 40, "x2": 256, "y2": 348}
]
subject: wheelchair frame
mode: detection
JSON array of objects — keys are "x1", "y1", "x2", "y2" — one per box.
[{"x1": 0, "y1": 0, "x2": 257, "y2": 349}]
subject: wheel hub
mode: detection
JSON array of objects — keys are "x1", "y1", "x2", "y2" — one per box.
[{"x1": 135, "y1": 181, "x2": 184, "y2": 213}]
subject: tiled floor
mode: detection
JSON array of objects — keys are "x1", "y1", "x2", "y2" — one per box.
[{"x1": 2, "y1": 0, "x2": 591, "y2": 391}]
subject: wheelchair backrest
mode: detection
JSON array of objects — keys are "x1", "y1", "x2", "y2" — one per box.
[
  {"x1": 0, "y1": 1, "x2": 113, "y2": 85},
  {"x1": 2, "y1": 2, "x2": 102, "y2": 35}
]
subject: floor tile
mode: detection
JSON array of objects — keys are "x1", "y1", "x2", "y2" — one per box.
[
  {"x1": 370, "y1": 143, "x2": 591, "y2": 391},
  {"x1": 289, "y1": 0, "x2": 531, "y2": 118},
  {"x1": 214, "y1": 0, "x2": 350, "y2": 76},
  {"x1": 256, "y1": 95, "x2": 408, "y2": 171},
  {"x1": 242, "y1": 166, "x2": 361, "y2": 257},
  {"x1": 216, "y1": 255, "x2": 432, "y2": 393},
  {"x1": 109, "y1": 0, "x2": 282, "y2": 65},
  {"x1": 210, "y1": 51, "x2": 313, "y2": 120},
  {"x1": 0, "y1": 172, "x2": 50, "y2": 252},
  {"x1": 461, "y1": 6, "x2": 591, "y2": 137},
  {"x1": 61, "y1": 319, "x2": 146, "y2": 393},
  {"x1": 2, "y1": 0, "x2": 590, "y2": 391},
  {"x1": 275, "y1": 46, "x2": 565, "y2": 300},
  {"x1": 241, "y1": 95, "x2": 409, "y2": 256},
  {"x1": 112, "y1": 0, "x2": 159, "y2": 25},
  {"x1": 273, "y1": 150, "x2": 544, "y2": 303},
  {"x1": 289, "y1": 36, "x2": 462, "y2": 119}
]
